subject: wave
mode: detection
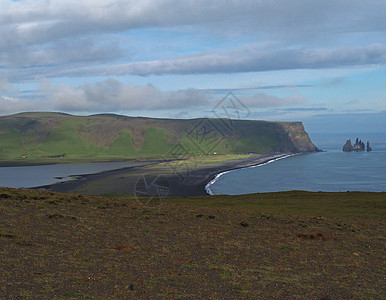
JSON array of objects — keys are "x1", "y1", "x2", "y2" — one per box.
[{"x1": 205, "y1": 154, "x2": 296, "y2": 195}]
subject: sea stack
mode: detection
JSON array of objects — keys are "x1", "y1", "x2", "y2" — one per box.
[
  {"x1": 343, "y1": 138, "x2": 367, "y2": 152},
  {"x1": 343, "y1": 139, "x2": 354, "y2": 152},
  {"x1": 367, "y1": 141, "x2": 372, "y2": 152},
  {"x1": 353, "y1": 138, "x2": 365, "y2": 151}
]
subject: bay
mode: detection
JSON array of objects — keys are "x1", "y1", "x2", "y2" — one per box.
[
  {"x1": 207, "y1": 132, "x2": 386, "y2": 194},
  {"x1": 0, "y1": 161, "x2": 148, "y2": 188}
]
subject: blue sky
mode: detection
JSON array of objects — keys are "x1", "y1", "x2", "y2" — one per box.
[{"x1": 0, "y1": 0, "x2": 385, "y2": 131}]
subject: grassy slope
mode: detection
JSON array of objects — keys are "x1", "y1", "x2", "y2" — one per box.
[
  {"x1": 0, "y1": 188, "x2": 384, "y2": 299},
  {"x1": 0, "y1": 112, "x2": 318, "y2": 163},
  {"x1": 168, "y1": 191, "x2": 386, "y2": 219}
]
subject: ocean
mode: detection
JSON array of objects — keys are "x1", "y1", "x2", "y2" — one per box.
[{"x1": 206, "y1": 132, "x2": 386, "y2": 195}]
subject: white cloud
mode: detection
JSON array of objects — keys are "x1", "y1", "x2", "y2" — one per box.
[
  {"x1": 0, "y1": 77, "x2": 309, "y2": 115},
  {"x1": 41, "y1": 79, "x2": 311, "y2": 112},
  {"x1": 0, "y1": 95, "x2": 37, "y2": 114},
  {"x1": 2, "y1": 1, "x2": 385, "y2": 40},
  {"x1": 1, "y1": 0, "x2": 385, "y2": 71},
  {"x1": 40, "y1": 78, "x2": 210, "y2": 112},
  {"x1": 1, "y1": 0, "x2": 385, "y2": 118},
  {"x1": 8, "y1": 43, "x2": 386, "y2": 81},
  {"x1": 61, "y1": 43, "x2": 386, "y2": 77}
]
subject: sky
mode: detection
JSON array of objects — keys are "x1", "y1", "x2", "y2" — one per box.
[{"x1": 0, "y1": 0, "x2": 385, "y2": 132}]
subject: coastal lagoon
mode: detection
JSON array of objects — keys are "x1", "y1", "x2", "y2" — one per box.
[
  {"x1": 0, "y1": 161, "x2": 148, "y2": 189},
  {"x1": 207, "y1": 132, "x2": 386, "y2": 194}
]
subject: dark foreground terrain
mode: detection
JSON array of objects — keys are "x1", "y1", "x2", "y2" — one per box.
[{"x1": 0, "y1": 188, "x2": 385, "y2": 299}]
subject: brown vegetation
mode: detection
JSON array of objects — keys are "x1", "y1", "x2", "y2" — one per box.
[{"x1": 0, "y1": 188, "x2": 384, "y2": 299}]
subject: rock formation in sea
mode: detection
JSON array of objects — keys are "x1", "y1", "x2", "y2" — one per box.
[
  {"x1": 353, "y1": 138, "x2": 365, "y2": 151},
  {"x1": 367, "y1": 141, "x2": 372, "y2": 152},
  {"x1": 343, "y1": 138, "x2": 367, "y2": 152},
  {"x1": 343, "y1": 139, "x2": 353, "y2": 152}
]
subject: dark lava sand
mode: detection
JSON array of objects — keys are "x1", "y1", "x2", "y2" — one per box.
[{"x1": 35, "y1": 153, "x2": 289, "y2": 197}]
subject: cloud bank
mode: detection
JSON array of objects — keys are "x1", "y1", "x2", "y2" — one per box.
[
  {"x1": 0, "y1": 78, "x2": 310, "y2": 115},
  {"x1": 39, "y1": 79, "x2": 210, "y2": 112},
  {"x1": 64, "y1": 44, "x2": 386, "y2": 77},
  {"x1": 2, "y1": 0, "x2": 385, "y2": 75},
  {"x1": 0, "y1": 0, "x2": 385, "y2": 117}
]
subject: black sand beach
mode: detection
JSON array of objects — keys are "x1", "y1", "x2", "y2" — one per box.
[{"x1": 35, "y1": 153, "x2": 291, "y2": 197}]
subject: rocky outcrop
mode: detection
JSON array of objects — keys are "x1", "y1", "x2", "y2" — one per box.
[
  {"x1": 353, "y1": 138, "x2": 365, "y2": 151},
  {"x1": 343, "y1": 138, "x2": 369, "y2": 152},
  {"x1": 343, "y1": 139, "x2": 353, "y2": 152},
  {"x1": 367, "y1": 141, "x2": 372, "y2": 152}
]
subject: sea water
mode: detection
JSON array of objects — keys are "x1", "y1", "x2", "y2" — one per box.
[{"x1": 207, "y1": 132, "x2": 386, "y2": 194}]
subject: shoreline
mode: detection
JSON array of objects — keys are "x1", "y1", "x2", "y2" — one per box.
[
  {"x1": 0, "y1": 158, "x2": 162, "y2": 168},
  {"x1": 33, "y1": 152, "x2": 296, "y2": 197},
  {"x1": 204, "y1": 154, "x2": 297, "y2": 195}
]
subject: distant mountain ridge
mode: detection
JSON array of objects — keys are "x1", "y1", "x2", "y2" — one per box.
[{"x1": 0, "y1": 112, "x2": 319, "y2": 162}]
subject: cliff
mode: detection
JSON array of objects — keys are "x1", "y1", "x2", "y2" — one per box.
[
  {"x1": 0, "y1": 112, "x2": 319, "y2": 162},
  {"x1": 279, "y1": 122, "x2": 319, "y2": 152}
]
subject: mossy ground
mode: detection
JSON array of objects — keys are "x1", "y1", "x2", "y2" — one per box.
[{"x1": 0, "y1": 188, "x2": 384, "y2": 299}]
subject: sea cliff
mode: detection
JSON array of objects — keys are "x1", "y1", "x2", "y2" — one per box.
[{"x1": 0, "y1": 112, "x2": 319, "y2": 162}]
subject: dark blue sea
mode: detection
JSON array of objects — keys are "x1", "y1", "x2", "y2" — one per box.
[{"x1": 206, "y1": 132, "x2": 386, "y2": 194}]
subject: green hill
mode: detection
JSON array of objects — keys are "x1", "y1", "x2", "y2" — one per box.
[{"x1": 0, "y1": 112, "x2": 318, "y2": 163}]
